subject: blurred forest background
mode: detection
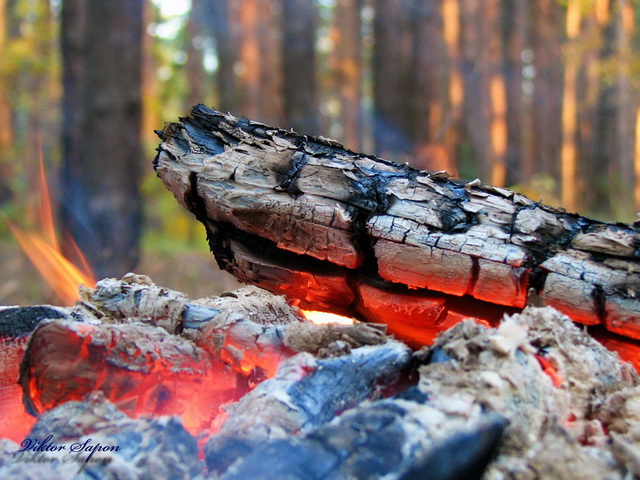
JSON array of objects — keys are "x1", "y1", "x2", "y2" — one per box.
[{"x1": 1, "y1": 0, "x2": 640, "y2": 305}]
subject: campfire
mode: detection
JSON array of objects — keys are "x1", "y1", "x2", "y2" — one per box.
[{"x1": 2, "y1": 106, "x2": 640, "y2": 479}]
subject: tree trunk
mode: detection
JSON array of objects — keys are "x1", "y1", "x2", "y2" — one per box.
[
  {"x1": 442, "y1": 0, "x2": 463, "y2": 177},
  {"x1": 203, "y1": 0, "x2": 239, "y2": 113},
  {"x1": 60, "y1": 0, "x2": 143, "y2": 278},
  {"x1": 155, "y1": 105, "x2": 640, "y2": 345},
  {"x1": 184, "y1": 0, "x2": 208, "y2": 110},
  {"x1": 531, "y1": 0, "x2": 564, "y2": 182},
  {"x1": 373, "y1": 0, "x2": 412, "y2": 159},
  {"x1": 0, "y1": 0, "x2": 12, "y2": 204},
  {"x1": 281, "y1": 0, "x2": 320, "y2": 134},
  {"x1": 560, "y1": 0, "x2": 581, "y2": 212},
  {"x1": 330, "y1": 0, "x2": 363, "y2": 151}
]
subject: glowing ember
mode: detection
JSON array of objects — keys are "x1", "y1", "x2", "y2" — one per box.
[
  {"x1": 9, "y1": 154, "x2": 95, "y2": 306},
  {"x1": 301, "y1": 310, "x2": 355, "y2": 325}
]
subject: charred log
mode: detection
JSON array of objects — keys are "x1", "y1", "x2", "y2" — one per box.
[
  {"x1": 205, "y1": 342, "x2": 414, "y2": 475},
  {"x1": 220, "y1": 409, "x2": 507, "y2": 480},
  {"x1": 212, "y1": 306, "x2": 640, "y2": 480},
  {"x1": 0, "y1": 306, "x2": 73, "y2": 442},
  {"x1": 18, "y1": 274, "x2": 387, "y2": 434},
  {"x1": 0, "y1": 392, "x2": 202, "y2": 480},
  {"x1": 154, "y1": 105, "x2": 640, "y2": 345}
]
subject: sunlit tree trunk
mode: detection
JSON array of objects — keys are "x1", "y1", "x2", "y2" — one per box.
[
  {"x1": 330, "y1": 0, "x2": 363, "y2": 151},
  {"x1": 203, "y1": 0, "x2": 239, "y2": 112},
  {"x1": 185, "y1": 0, "x2": 208, "y2": 110},
  {"x1": 0, "y1": 0, "x2": 12, "y2": 204},
  {"x1": 487, "y1": 0, "x2": 507, "y2": 187},
  {"x1": 60, "y1": 0, "x2": 144, "y2": 278},
  {"x1": 610, "y1": 0, "x2": 635, "y2": 218},
  {"x1": 459, "y1": 0, "x2": 506, "y2": 184},
  {"x1": 577, "y1": 1, "x2": 606, "y2": 211},
  {"x1": 282, "y1": 0, "x2": 320, "y2": 134},
  {"x1": 141, "y1": 0, "x2": 160, "y2": 145},
  {"x1": 560, "y1": 0, "x2": 581, "y2": 212},
  {"x1": 531, "y1": 0, "x2": 564, "y2": 183},
  {"x1": 442, "y1": 0, "x2": 462, "y2": 176},
  {"x1": 234, "y1": 0, "x2": 261, "y2": 120}
]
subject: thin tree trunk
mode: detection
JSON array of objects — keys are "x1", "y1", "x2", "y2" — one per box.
[
  {"x1": 60, "y1": 0, "x2": 144, "y2": 278},
  {"x1": 610, "y1": 0, "x2": 635, "y2": 219},
  {"x1": 487, "y1": 0, "x2": 507, "y2": 187},
  {"x1": 408, "y1": 0, "x2": 450, "y2": 173},
  {"x1": 141, "y1": 0, "x2": 160, "y2": 145},
  {"x1": 0, "y1": 0, "x2": 12, "y2": 204},
  {"x1": 373, "y1": 0, "x2": 412, "y2": 159},
  {"x1": 531, "y1": 0, "x2": 564, "y2": 182},
  {"x1": 577, "y1": 1, "x2": 606, "y2": 212},
  {"x1": 185, "y1": 0, "x2": 208, "y2": 110},
  {"x1": 503, "y1": 0, "x2": 529, "y2": 185},
  {"x1": 203, "y1": 0, "x2": 238, "y2": 113},
  {"x1": 442, "y1": 0, "x2": 462, "y2": 176},
  {"x1": 459, "y1": 0, "x2": 505, "y2": 183},
  {"x1": 281, "y1": 0, "x2": 320, "y2": 134},
  {"x1": 330, "y1": 0, "x2": 363, "y2": 151},
  {"x1": 560, "y1": 0, "x2": 581, "y2": 212}
]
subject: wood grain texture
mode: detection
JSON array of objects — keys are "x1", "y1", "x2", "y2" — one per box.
[{"x1": 155, "y1": 105, "x2": 640, "y2": 341}]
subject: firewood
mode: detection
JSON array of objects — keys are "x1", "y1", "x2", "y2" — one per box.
[
  {"x1": 0, "y1": 391, "x2": 203, "y2": 480},
  {"x1": 0, "y1": 306, "x2": 72, "y2": 443},
  {"x1": 154, "y1": 105, "x2": 640, "y2": 345},
  {"x1": 19, "y1": 318, "x2": 244, "y2": 433},
  {"x1": 18, "y1": 274, "x2": 388, "y2": 434},
  {"x1": 214, "y1": 307, "x2": 640, "y2": 480},
  {"x1": 205, "y1": 342, "x2": 413, "y2": 475},
  {"x1": 220, "y1": 409, "x2": 507, "y2": 480}
]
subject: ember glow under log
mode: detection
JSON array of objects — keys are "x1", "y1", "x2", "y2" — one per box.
[
  {"x1": 154, "y1": 105, "x2": 640, "y2": 365},
  {"x1": 5, "y1": 276, "x2": 640, "y2": 478},
  {"x1": 16, "y1": 274, "x2": 386, "y2": 436}
]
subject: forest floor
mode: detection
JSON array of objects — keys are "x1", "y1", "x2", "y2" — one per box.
[{"x1": 0, "y1": 239, "x2": 240, "y2": 307}]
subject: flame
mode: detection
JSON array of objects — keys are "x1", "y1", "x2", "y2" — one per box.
[
  {"x1": 10, "y1": 153, "x2": 95, "y2": 305},
  {"x1": 301, "y1": 310, "x2": 355, "y2": 325}
]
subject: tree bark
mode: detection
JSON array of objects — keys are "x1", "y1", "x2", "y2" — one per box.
[
  {"x1": 203, "y1": 0, "x2": 239, "y2": 113},
  {"x1": 373, "y1": 0, "x2": 412, "y2": 159},
  {"x1": 531, "y1": 0, "x2": 564, "y2": 181},
  {"x1": 330, "y1": 0, "x2": 363, "y2": 151},
  {"x1": 281, "y1": 0, "x2": 320, "y2": 134},
  {"x1": 60, "y1": 0, "x2": 143, "y2": 278},
  {"x1": 155, "y1": 105, "x2": 640, "y2": 344}
]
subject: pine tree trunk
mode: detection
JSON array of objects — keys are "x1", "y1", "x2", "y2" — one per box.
[
  {"x1": 281, "y1": 0, "x2": 320, "y2": 134},
  {"x1": 60, "y1": 0, "x2": 143, "y2": 278}
]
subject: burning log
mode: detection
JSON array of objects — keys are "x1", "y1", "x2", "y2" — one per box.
[
  {"x1": 18, "y1": 274, "x2": 386, "y2": 434},
  {"x1": 220, "y1": 409, "x2": 507, "y2": 480},
  {"x1": 205, "y1": 342, "x2": 413, "y2": 475},
  {"x1": 208, "y1": 307, "x2": 640, "y2": 480},
  {"x1": 0, "y1": 391, "x2": 202, "y2": 480},
  {"x1": 0, "y1": 306, "x2": 72, "y2": 442},
  {"x1": 154, "y1": 105, "x2": 640, "y2": 361}
]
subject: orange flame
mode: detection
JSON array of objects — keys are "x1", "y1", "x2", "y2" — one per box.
[
  {"x1": 10, "y1": 152, "x2": 95, "y2": 306},
  {"x1": 301, "y1": 310, "x2": 355, "y2": 325}
]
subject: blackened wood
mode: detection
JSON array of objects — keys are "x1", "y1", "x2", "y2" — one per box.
[
  {"x1": 220, "y1": 408, "x2": 506, "y2": 480},
  {"x1": 155, "y1": 105, "x2": 640, "y2": 341},
  {"x1": 0, "y1": 306, "x2": 68, "y2": 338},
  {"x1": 0, "y1": 392, "x2": 203, "y2": 480},
  {"x1": 205, "y1": 342, "x2": 413, "y2": 475}
]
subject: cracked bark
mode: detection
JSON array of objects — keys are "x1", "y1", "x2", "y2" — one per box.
[{"x1": 154, "y1": 105, "x2": 640, "y2": 349}]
